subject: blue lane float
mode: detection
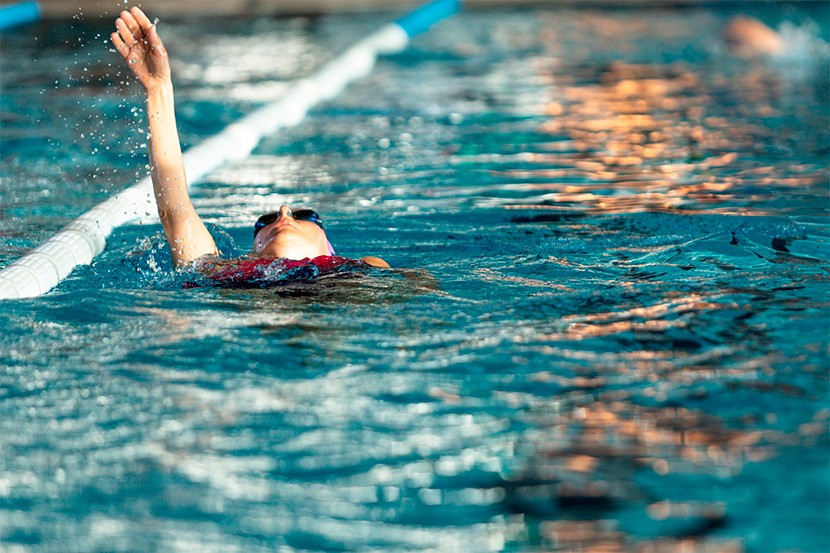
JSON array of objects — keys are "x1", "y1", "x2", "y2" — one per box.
[
  {"x1": 0, "y1": 1, "x2": 40, "y2": 32},
  {"x1": 397, "y1": 0, "x2": 461, "y2": 37},
  {"x1": 0, "y1": 0, "x2": 462, "y2": 299}
]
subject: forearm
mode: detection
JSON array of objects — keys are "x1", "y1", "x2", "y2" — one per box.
[
  {"x1": 146, "y1": 83, "x2": 191, "y2": 220},
  {"x1": 145, "y1": 83, "x2": 217, "y2": 265}
]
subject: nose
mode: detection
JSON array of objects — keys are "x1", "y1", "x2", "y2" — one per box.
[{"x1": 278, "y1": 205, "x2": 293, "y2": 219}]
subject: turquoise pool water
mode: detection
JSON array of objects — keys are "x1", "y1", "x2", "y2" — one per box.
[{"x1": 1, "y1": 4, "x2": 829, "y2": 552}]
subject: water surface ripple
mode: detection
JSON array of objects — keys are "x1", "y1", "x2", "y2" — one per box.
[{"x1": 1, "y1": 5, "x2": 828, "y2": 553}]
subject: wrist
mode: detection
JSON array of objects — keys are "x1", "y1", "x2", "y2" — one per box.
[{"x1": 145, "y1": 81, "x2": 174, "y2": 98}]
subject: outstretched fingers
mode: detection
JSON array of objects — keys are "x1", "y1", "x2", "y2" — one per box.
[
  {"x1": 120, "y1": 10, "x2": 143, "y2": 40},
  {"x1": 143, "y1": 22, "x2": 166, "y2": 55},
  {"x1": 115, "y1": 17, "x2": 136, "y2": 47},
  {"x1": 131, "y1": 7, "x2": 154, "y2": 33},
  {"x1": 127, "y1": 7, "x2": 166, "y2": 57},
  {"x1": 111, "y1": 31, "x2": 129, "y2": 58}
]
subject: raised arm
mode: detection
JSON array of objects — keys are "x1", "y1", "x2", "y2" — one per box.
[{"x1": 112, "y1": 7, "x2": 217, "y2": 267}]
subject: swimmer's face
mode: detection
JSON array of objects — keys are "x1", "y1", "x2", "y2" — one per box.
[{"x1": 253, "y1": 205, "x2": 331, "y2": 260}]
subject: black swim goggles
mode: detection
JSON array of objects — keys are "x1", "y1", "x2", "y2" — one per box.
[{"x1": 254, "y1": 209, "x2": 324, "y2": 237}]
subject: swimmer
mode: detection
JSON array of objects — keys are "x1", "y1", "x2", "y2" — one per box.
[{"x1": 111, "y1": 7, "x2": 390, "y2": 272}]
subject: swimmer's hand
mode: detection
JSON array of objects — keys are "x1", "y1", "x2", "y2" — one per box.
[{"x1": 111, "y1": 7, "x2": 171, "y2": 92}]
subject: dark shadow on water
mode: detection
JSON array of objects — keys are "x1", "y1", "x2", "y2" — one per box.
[{"x1": 203, "y1": 267, "x2": 440, "y2": 306}]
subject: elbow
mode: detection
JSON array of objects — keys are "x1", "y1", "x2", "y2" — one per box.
[{"x1": 157, "y1": 207, "x2": 177, "y2": 229}]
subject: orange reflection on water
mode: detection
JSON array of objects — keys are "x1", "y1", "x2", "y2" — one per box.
[
  {"x1": 489, "y1": 60, "x2": 828, "y2": 217},
  {"x1": 510, "y1": 400, "x2": 791, "y2": 551},
  {"x1": 541, "y1": 519, "x2": 743, "y2": 553},
  {"x1": 474, "y1": 267, "x2": 573, "y2": 291},
  {"x1": 516, "y1": 294, "x2": 735, "y2": 342}
]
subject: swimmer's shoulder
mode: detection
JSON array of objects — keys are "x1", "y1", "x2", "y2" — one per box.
[{"x1": 360, "y1": 256, "x2": 390, "y2": 268}]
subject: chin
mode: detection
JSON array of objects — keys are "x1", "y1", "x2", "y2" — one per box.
[
  {"x1": 257, "y1": 243, "x2": 326, "y2": 260},
  {"x1": 256, "y1": 231, "x2": 328, "y2": 260}
]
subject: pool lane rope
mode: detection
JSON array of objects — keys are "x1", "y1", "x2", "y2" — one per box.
[{"x1": 0, "y1": 0, "x2": 461, "y2": 299}]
